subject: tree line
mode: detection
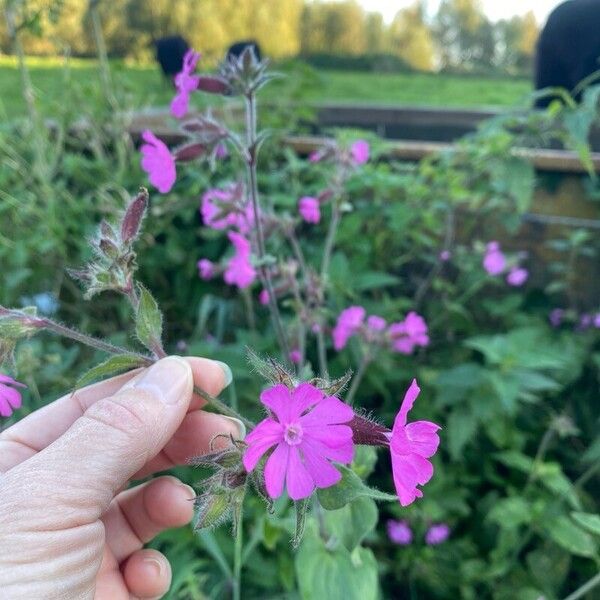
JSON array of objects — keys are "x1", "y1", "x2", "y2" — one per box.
[{"x1": 1, "y1": 0, "x2": 540, "y2": 75}]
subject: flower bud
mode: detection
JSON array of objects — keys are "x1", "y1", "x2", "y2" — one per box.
[
  {"x1": 194, "y1": 489, "x2": 231, "y2": 530},
  {"x1": 196, "y1": 75, "x2": 230, "y2": 95},
  {"x1": 120, "y1": 188, "x2": 148, "y2": 244}
]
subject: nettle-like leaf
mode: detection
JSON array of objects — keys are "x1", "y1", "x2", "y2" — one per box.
[
  {"x1": 75, "y1": 354, "x2": 149, "y2": 389},
  {"x1": 135, "y1": 285, "x2": 163, "y2": 352},
  {"x1": 317, "y1": 465, "x2": 396, "y2": 510}
]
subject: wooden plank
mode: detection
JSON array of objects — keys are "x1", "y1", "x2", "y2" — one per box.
[{"x1": 284, "y1": 135, "x2": 600, "y2": 174}]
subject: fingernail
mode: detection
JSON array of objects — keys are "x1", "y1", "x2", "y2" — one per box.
[
  {"x1": 214, "y1": 360, "x2": 233, "y2": 388},
  {"x1": 222, "y1": 415, "x2": 246, "y2": 440},
  {"x1": 130, "y1": 357, "x2": 191, "y2": 405},
  {"x1": 143, "y1": 556, "x2": 167, "y2": 578},
  {"x1": 176, "y1": 482, "x2": 196, "y2": 501}
]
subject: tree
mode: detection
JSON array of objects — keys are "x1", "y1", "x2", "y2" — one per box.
[
  {"x1": 496, "y1": 11, "x2": 539, "y2": 74},
  {"x1": 389, "y1": 1, "x2": 434, "y2": 71}
]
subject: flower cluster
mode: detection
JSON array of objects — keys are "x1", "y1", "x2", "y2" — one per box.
[
  {"x1": 243, "y1": 379, "x2": 440, "y2": 506},
  {"x1": 483, "y1": 241, "x2": 529, "y2": 287},
  {"x1": 0, "y1": 373, "x2": 26, "y2": 418},
  {"x1": 332, "y1": 307, "x2": 429, "y2": 355},
  {"x1": 387, "y1": 520, "x2": 450, "y2": 546},
  {"x1": 171, "y1": 49, "x2": 201, "y2": 119}
]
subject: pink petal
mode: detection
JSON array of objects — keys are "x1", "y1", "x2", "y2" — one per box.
[
  {"x1": 286, "y1": 446, "x2": 315, "y2": 500},
  {"x1": 304, "y1": 426, "x2": 354, "y2": 463},
  {"x1": 242, "y1": 419, "x2": 283, "y2": 471},
  {"x1": 391, "y1": 451, "x2": 433, "y2": 506},
  {"x1": 264, "y1": 443, "x2": 289, "y2": 499},
  {"x1": 2, "y1": 386, "x2": 22, "y2": 410},
  {"x1": 300, "y1": 439, "x2": 342, "y2": 488},
  {"x1": 0, "y1": 396, "x2": 12, "y2": 417},
  {"x1": 300, "y1": 396, "x2": 354, "y2": 426},
  {"x1": 292, "y1": 383, "x2": 324, "y2": 417},
  {"x1": 405, "y1": 421, "x2": 441, "y2": 458},
  {"x1": 393, "y1": 379, "x2": 420, "y2": 431},
  {"x1": 260, "y1": 384, "x2": 292, "y2": 423}
]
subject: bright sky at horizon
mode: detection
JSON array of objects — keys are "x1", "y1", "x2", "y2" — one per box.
[{"x1": 355, "y1": 0, "x2": 564, "y2": 24}]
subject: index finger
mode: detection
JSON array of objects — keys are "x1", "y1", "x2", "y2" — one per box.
[{"x1": 0, "y1": 356, "x2": 229, "y2": 474}]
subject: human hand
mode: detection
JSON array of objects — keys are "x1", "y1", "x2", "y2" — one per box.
[{"x1": 0, "y1": 356, "x2": 243, "y2": 599}]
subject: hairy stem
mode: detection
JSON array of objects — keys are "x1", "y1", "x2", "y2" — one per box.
[
  {"x1": 194, "y1": 385, "x2": 254, "y2": 430},
  {"x1": 345, "y1": 353, "x2": 371, "y2": 406},
  {"x1": 320, "y1": 201, "x2": 341, "y2": 281},
  {"x1": 244, "y1": 92, "x2": 289, "y2": 357},
  {"x1": 563, "y1": 572, "x2": 600, "y2": 600},
  {"x1": 316, "y1": 328, "x2": 328, "y2": 378},
  {"x1": 232, "y1": 515, "x2": 243, "y2": 600}
]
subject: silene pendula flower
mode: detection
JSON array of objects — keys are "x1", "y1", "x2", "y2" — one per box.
[
  {"x1": 389, "y1": 379, "x2": 441, "y2": 506},
  {"x1": 140, "y1": 130, "x2": 177, "y2": 194},
  {"x1": 215, "y1": 143, "x2": 229, "y2": 159},
  {"x1": 549, "y1": 308, "x2": 564, "y2": 327},
  {"x1": 259, "y1": 289, "x2": 270, "y2": 306},
  {"x1": 298, "y1": 196, "x2": 321, "y2": 224},
  {"x1": 483, "y1": 241, "x2": 506, "y2": 276},
  {"x1": 170, "y1": 49, "x2": 201, "y2": 118},
  {"x1": 387, "y1": 519, "x2": 413, "y2": 545},
  {"x1": 367, "y1": 315, "x2": 387, "y2": 332},
  {"x1": 332, "y1": 306, "x2": 366, "y2": 351},
  {"x1": 308, "y1": 150, "x2": 321, "y2": 163},
  {"x1": 197, "y1": 259, "x2": 214, "y2": 280},
  {"x1": 289, "y1": 349, "x2": 302, "y2": 364},
  {"x1": 243, "y1": 383, "x2": 354, "y2": 500},
  {"x1": 506, "y1": 266, "x2": 528, "y2": 287},
  {"x1": 350, "y1": 139, "x2": 370, "y2": 165},
  {"x1": 200, "y1": 187, "x2": 254, "y2": 234},
  {"x1": 425, "y1": 523, "x2": 450, "y2": 545},
  {"x1": 0, "y1": 374, "x2": 26, "y2": 418},
  {"x1": 389, "y1": 312, "x2": 429, "y2": 355},
  {"x1": 224, "y1": 232, "x2": 256, "y2": 289}
]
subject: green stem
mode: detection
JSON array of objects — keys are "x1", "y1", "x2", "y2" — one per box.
[
  {"x1": 244, "y1": 92, "x2": 289, "y2": 358},
  {"x1": 345, "y1": 353, "x2": 371, "y2": 406},
  {"x1": 232, "y1": 516, "x2": 243, "y2": 600},
  {"x1": 194, "y1": 386, "x2": 254, "y2": 430},
  {"x1": 316, "y1": 328, "x2": 328, "y2": 378},
  {"x1": 88, "y1": 0, "x2": 117, "y2": 109},
  {"x1": 563, "y1": 571, "x2": 600, "y2": 600},
  {"x1": 320, "y1": 201, "x2": 341, "y2": 281}
]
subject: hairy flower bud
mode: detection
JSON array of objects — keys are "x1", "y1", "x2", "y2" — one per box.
[
  {"x1": 196, "y1": 75, "x2": 230, "y2": 95},
  {"x1": 120, "y1": 188, "x2": 148, "y2": 244}
]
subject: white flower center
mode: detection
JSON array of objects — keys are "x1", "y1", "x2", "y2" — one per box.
[{"x1": 284, "y1": 422, "x2": 303, "y2": 446}]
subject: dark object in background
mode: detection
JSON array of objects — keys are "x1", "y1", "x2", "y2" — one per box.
[
  {"x1": 226, "y1": 40, "x2": 262, "y2": 62},
  {"x1": 535, "y1": 0, "x2": 600, "y2": 107},
  {"x1": 155, "y1": 35, "x2": 190, "y2": 81}
]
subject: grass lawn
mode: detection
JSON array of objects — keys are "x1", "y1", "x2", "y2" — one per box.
[{"x1": 0, "y1": 55, "x2": 533, "y2": 119}]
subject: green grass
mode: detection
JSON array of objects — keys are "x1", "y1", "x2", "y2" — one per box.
[{"x1": 0, "y1": 55, "x2": 533, "y2": 119}]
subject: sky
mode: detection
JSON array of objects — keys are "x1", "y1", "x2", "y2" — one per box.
[{"x1": 355, "y1": 0, "x2": 563, "y2": 24}]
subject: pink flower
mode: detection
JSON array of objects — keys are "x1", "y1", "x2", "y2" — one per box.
[
  {"x1": 224, "y1": 232, "x2": 256, "y2": 289},
  {"x1": 367, "y1": 315, "x2": 387, "y2": 332},
  {"x1": 594, "y1": 313, "x2": 600, "y2": 328},
  {"x1": 308, "y1": 151, "x2": 321, "y2": 163},
  {"x1": 350, "y1": 139, "x2": 369, "y2": 165},
  {"x1": 579, "y1": 313, "x2": 593, "y2": 330},
  {"x1": 197, "y1": 259, "x2": 214, "y2": 280},
  {"x1": 200, "y1": 186, "x2": 253, "y2": 234},
  {"x1": 298, "y1": 196, "x2": 320, "y2": 224},
  {"x1": 389, "y1": 312, "x2": 429, "y2": 355},
  {"x1": 170, "y1": 49, "x2": 201, "y2": 118},
  {"x1": 506, "y1": 267, "x2": 528, "y2": 287},
  {"x1": 549, "y1": 309, "x2": 564, "y2": 327},
  {"x1": 440, "y1": 250, "x2": 451, "y2": 261},
  {"x1": 215, "y1": 143, "x2": 229, "y2": 159},
  {"x1": 259, "y1": 289, "x2": 270, "y2": 305},
  {"x1": 0, "y1": 374, "x2": 26, "y2": 418},
  {"x1": 387, "y1": 519, "x2": 413, "y2": 545},
  {"x1": 243, "y1": 383, "x2": 354, "y2": 500},
  {"x1": 289, "y1": 349, "x2": 302, "y2": 364},
  {"x1": 390, "y1": 380, "x2": 440, "y2": 506},
  {"x1": 483, "y1": 241, "x2": 506, "y2": 276},
  {"x1": 140, "y1": 130, "x2": 177, "y2": 194},
  {"x1": 425, "y1": 523, "x2": 450, "y2": 545},
  {"x1": 332, "y1": 306, "x2": 366, "y2": 351}
]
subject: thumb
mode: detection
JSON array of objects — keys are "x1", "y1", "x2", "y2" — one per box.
[{"x1": 5, "y1": 357, "x2": 194, "y2": 526}]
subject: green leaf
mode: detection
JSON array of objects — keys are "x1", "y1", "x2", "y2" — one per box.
[
  {"x1": 447, "y1": 407, "x2": 478, "y2": 460},
  {"x1": 324, "y1": 497, "x2": 378, "y2": 551},
  {"x1": 75, "y1": 354, "x2": 148, "y2": 389},
  {"x1": 317, "y1": 465, "x2": 396, "y2": 510},
  {"x1": 571, "y1": 512, "x2": 600, "y2": 536},
  {"x1": 487, "y1": 497, "x2": 532, "y2": 529},
  {"x1": 135, "y1": 285, "x2": 163, "y2": 351},
  {"x1": 544, "y1": 516, "x2": 597, "y2": 557},
  {"x1": 296, "y1": 527, "x2": 379, "y2": 600}
]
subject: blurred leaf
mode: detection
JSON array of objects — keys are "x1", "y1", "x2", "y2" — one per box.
[
  {"x1": 543, "y1": 516, "x2": 597, "y2": 557},
  {"x1": 571, "y1": 512, "x2": 600, "y2": 537},
  {"x1": 324, "y1": 496, "x2": 378, "y2": 551}
]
